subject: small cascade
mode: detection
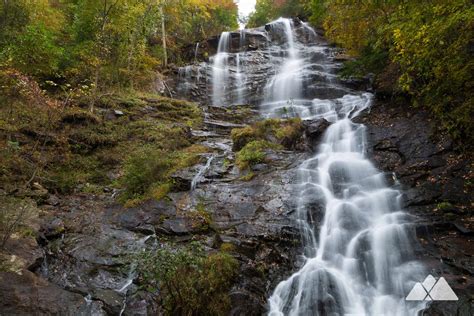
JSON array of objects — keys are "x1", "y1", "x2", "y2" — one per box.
[
  {"x1": 263, "y1": 18, "x2": 303, "y2": 111},
  {"x1": 235, "y1": 53, "x2": 246, "y2": 104},
  {"x1": 177, "y1": 65, "x2": 193, "y2": 96},
  {"x1": 38, "y1": 248, "x2": 49, "y2": 278},
  {"x1": 212, "y1": 32, "x2": 231, "y2": 106},
  {"x1": 191, "y1": 155, "x2": 214, "y2": 190},
  {"x1": 194, "y1": 42, "x2": 200, "y2": 62},
  {"x1": 117, "y1": 234, "x2": 154, "y2": 316},
  {"x1": 239, "y1": 29, "x2": 246, "y2": 48}
]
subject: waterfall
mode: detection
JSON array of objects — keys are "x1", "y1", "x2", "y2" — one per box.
[
  {"x1": 178, "y1": 17, "x2": 427, "y2": 315},
  {"x1": 235, "y1": 53, "x2": 245, "y2": 104},
  {"x1": 265, "y1": 19, "x2": 427, "y2": 316},
  {"x1": 263, "y1": 18, "x2": 303, "y2": 111},
  {"x1": 194, "y1": 42, "x2": 199, "y2": 62},
  {"x1": 177, "y1": 65, "x2": 193, "y2": 96},
  {"x1": 212, "y1": 32, "x2": 231, "y2": 106}
]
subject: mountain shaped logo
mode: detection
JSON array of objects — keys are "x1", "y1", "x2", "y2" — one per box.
[{"x1": 406, "y1": 275, "x2": 458, "y2": 301}]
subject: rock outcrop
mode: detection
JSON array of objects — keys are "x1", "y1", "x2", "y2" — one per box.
[{"x1": 357, "y1": 100, "x2": 473, "y2": 315}]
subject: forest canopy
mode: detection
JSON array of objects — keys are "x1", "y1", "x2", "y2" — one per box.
[{"x1": 0, "y1": 0, "x2": 238, "y2": 90}]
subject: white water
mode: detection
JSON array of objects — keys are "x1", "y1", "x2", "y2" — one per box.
[
  {"x1": 235, "y1": 53, "x2": 246, "y2": 104},
  {"x1": 263, "y1": 18, "x2": 303, "y2": 104},
  {"x1": 194, "y1": 42, "x2": 199, "y2": 62},
  {"x1": 118, "y1": 234, "x2": 153, "y2": 316},
  {"x1": 180, "y1": 17, "x2": 426, "y2": 316},
  {"x1": 265, "y1": 19, "x2": 426, "y2": 316},
  {"x1": 191, "y1": 155, "x2": 214, "y2": 190},
  {"x1": 212, "y1": 32, "x2": 231, "y2": 106}
]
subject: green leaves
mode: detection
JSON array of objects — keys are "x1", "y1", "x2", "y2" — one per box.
[
  {"x1": 318, "y1": 1, "x2": 473, "y2": 145},
  {"x1": 0, "y1": 0, "x2": 238, "y2": 88},
  {"x1": 135, "y1": 245, "x2": 238, "y2": 315}
]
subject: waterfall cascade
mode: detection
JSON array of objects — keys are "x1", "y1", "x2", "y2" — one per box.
[
  {"x1": 178, "y1": 18, "x2": 427, "y2": 315},
  {"x1": 212, "y1": 32, "x2": 231, "y2": 106}
]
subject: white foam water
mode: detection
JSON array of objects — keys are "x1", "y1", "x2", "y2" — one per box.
[{"x1": 265, "y1": 19, "x2": 427, "y2": 316}]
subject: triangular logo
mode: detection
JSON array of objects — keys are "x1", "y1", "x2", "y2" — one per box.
[
  {"x1": 406, "y1": 282, "x2": 428, "y2": 300},
  {"x1": 429, "y1": 277, "x2": 458, "y2": 301},
  {"x1": 406, "y1": 275, "x2": 458, "y2": 301}
]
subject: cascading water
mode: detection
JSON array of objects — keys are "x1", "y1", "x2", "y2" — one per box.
[
  {"x1": 177, "y1": 17, "x2": 427, "y2": 315},
  {"x1": 235, "y1": 53, "x2": 246, "y2": 104},
  {"x1": 212, "y1": 32, "x2": 231, "y2": 106},
  {"x1": 194, "y1": 42, "x2": 200, "y2": 62},
  {"x1": 191, "y1": 155, "x2": 215, "y2": 190},
  {"x1": 264, "y1": 19, "x2": 426, "y2": 316},
  {"x1": 177, "y1": 65, "x2": 193, "y2": 96},
  {"x1": 263, "y1": 18, "x2": 303, "y2": 105}
]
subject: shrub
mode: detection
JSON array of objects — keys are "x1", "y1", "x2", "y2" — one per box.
[
  {"x1": 0, "y1": 196, "x2": 36, "y2": 248},
  {"x1": 120, "y1": 146, "x2": 174, "y2": 201},
  {"x1": 119, "y1": 145, "x2": 204, "y2": 203},
  {"x1": 236, "y1": 140, "x2": 278, "y2": 170},
  {"x1": 136, "y1": 244, "x2": 238, "y2": 315}
]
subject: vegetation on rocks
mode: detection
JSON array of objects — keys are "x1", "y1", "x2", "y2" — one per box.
[
  {"x1": 231, "y1": 118, "x2": 303, "y2": 151},
  {"x1": 231, "y1": 118, "x2": 302, "y2": 170},
  {"x1": 0, "y1": 196, "x2": 36, "y2": 249},
  {"x1": 236, "y1": 140, "x2": 280, "y2": 170},
  {"x1": 136, "y1": 244, "x2": 238, "y2": 316},
  {"x1": 0, "y1": 79, "x2": 204, "y2": 200}
]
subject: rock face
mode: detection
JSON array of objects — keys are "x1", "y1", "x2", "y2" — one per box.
[
  {"x1": 357, "y1": 100, "x2": 473, "y2": 315},
  {"x1": 171, "y1": 18, "x2": 329, "y2": 106},
  {"x1": 6, "y1": 104, "x2": 306, "y2": 315},
  {"x1": 0, "y1": 270, "x2": 104, "y2": 315}
]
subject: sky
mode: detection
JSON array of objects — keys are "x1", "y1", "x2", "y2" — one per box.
[{"x1": 235, "y1": 0, "x2": 256, "y2": 28}]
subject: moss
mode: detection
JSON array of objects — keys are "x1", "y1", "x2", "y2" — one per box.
[
  {"x1": 61, "y1": 108, "x2": 101, "y2": 125},
  {"x1": 119, "y1": 144, "x2": 205, "y2": 204},
  {"x1": 236, "y1": 140, "x2": 280, "y2": 170},
  {"x1": 231, "y1": 118, "x2": 303, "y2": 151},
  {"x1": 437, "y1": 202, "x2": 454, "y2": 211},
  {"x1": 45, "y1": 155, "x2": 109, "y2": 193},
  {"x1": 150, "y1": 182, "x2": 173, "y2": 201},
  {"x1": 231, "y1": 126, "x2": 256, "y2": 151},
  {"x1": 68, "y1": 126, "x2": 117, "y2": 152},
  {"x1": 0, "y1": 89, "x2": 204, "y2": 201},
  {"x1": 81, "y1": 183, "x2": 103, "y2": 194},
  {"x1": 220, "y1": 242, "x2": 236, "y2": 253},
  {"x1": 239, "y1": 171, "x2": 255, "y2": 181},
  {"x1": 187, "y1": 207, "x2": 213, "y2": 232},
  {"x1": 274, "y1": 117, "x2": 303, "y2": 148}
]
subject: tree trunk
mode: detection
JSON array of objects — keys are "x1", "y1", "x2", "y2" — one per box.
[{"x1": 160, "y1": 4, "x2": 167, "y2": 67}]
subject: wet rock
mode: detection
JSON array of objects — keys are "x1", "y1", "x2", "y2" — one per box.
[
  {"x1": 171, "y1": 166, "x2": 199, "y2": 191},
  {"x1": 303, "y1": 118, "x2": 330, "y2": 150},
  {"x1": 229, "y1": 289, "x2": 263, "y2": 316},
  {"x1": 359, "y1": 100, "x2": 473, "y2": 316},
  {"x1": 92, "y1": 288, "x2": 124, "y2": 315},
  {"x1": 0, "y1": 270, "x2": 105, "y2": 315},
  {"x1": 40, "y1": 217, "x2": 65, "y2": 240}
]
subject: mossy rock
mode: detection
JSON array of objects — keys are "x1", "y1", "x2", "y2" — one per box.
[
  {"x1": 231, "y1": 118, "x2": 303, "y2": 151},
  {"x1": 61, "y1": 109, "x2": 101, "y2": 125},
  {"x1": 236, "y1": 140, "x2": 281, "y2": 170}
]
